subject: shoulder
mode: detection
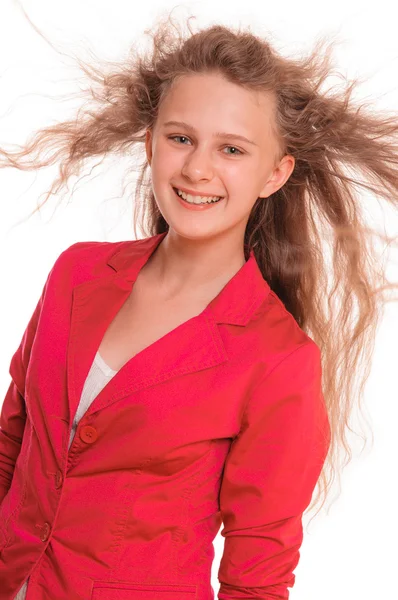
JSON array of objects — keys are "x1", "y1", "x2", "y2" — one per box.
[
  {"x1": 45, "y1": 239, "x2": 135, "y2": 287},
  {"x1": 254, "y1": 287, "x2": 321, "y2": 374},
  {"x1": 51, "y1": 240, "x2": 124, "y2": 271}
]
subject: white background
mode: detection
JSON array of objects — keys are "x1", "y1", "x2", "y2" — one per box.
[{"x1": 0, "y1": 1, "x2": 397, "y2": 599}]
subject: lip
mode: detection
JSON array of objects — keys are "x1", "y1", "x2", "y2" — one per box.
[
  {"x1": 172, "y1": 186, "x2": 223, "y2": 211},
  {"x1": 173, "y1": 185, "x2": 224, "y2": 198}
]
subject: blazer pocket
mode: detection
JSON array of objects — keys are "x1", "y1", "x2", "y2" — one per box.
[{"x1": 91, "y1": 581, "x2": 197, "y2": 600}]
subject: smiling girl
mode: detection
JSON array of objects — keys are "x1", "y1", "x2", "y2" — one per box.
[{"x1": 0, "y1": 9, "x2": 397, "y2": 600}]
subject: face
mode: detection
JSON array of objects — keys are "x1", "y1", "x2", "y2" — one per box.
[{"x1": 145, "y1": 72, "x2": 295, "y2": 245}]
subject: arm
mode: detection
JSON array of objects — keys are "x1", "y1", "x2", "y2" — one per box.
[
  {"x1": 0, "y1": 240, "x2": 88, "y2": 505},
  {"x1": 217, "y1": 341, "x2": 331, "y2": 599},
  {"x1": 0, "y1": 279, "x2": 48, "y2": 505}
]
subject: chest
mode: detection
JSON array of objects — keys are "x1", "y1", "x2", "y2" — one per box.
[
  {"x1": 97, "y1": 279, "x2": 209, "y2": 372},
  {"x1": 22, "y1": 260, "x2": 265, "y2": 470}
]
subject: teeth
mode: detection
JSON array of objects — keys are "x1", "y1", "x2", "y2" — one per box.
[{"x1": 176, "y1": 188, "x2": 222, "y2": 204}]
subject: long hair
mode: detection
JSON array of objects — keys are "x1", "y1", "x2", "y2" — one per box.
[{"x1": 2, "y1": 8, "x2": 398, "y2": 521}]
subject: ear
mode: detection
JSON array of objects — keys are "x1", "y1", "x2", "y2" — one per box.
[
  {"x1": 145, "y1": 129, "x2": 153, "y2": 166},
  {"x1": 258, "y1": 154, "x2": 295, "y2": 198}
]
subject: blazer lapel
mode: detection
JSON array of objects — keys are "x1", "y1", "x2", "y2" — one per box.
[{"x1": 66, "y1": 232, "x2": 271, "y2": 425}]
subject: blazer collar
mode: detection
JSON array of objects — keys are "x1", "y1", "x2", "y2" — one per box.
[
  {"x1": 106, "y1": 231, "x2": 271, "y2": 326},
  {"x1": 65, "y1": 232, "x2": 272, "y2": 441}
]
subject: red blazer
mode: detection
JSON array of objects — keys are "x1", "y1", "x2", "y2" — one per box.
[{"x1": 0, "y1": 231, "x2": 331, "y2": 600}]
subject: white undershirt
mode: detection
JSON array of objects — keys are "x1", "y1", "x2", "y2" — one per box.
[{"x1": 68, "y1": 351, "x2": 117, "y2": 449}]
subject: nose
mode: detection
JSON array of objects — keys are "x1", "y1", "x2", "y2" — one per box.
[{"x1": 181, "y1": 146, "x2": 214, "y2": 182}]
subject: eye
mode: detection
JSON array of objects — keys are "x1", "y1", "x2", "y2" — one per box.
[
  {"x1": 167, "y1": 136, "x2": 244, "y2": 156},
  {"x1": 224, "y1": 146, "x2": 243, "y2": 156},
  {"x1": 168, "y1": 135, "x2": 190, "y2": 145}
]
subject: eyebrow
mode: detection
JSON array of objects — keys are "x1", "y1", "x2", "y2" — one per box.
[{"x1": 162, "y1": 120, "x2": 258, "y2": 147}]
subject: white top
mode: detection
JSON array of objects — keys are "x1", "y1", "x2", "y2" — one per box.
[
  {"x1": 68, "y1": 351, "x2": 117, "y2": 449},
  {"x1": 13, "y1": 351, "x2": 118, "y2": 600}
]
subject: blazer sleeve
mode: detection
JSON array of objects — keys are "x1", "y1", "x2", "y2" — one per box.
[
  {"x1": 0, "y1": 269, "x2": 52, "y2": 506},
  {"x1": 217, "y1": 340, "x2": 331, "y2": 600},
  {"x1": 0, "y1": 242, "x2": 84, "y2": 506}
]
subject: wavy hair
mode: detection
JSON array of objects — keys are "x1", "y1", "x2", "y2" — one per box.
[{"x1": 2, "y1": 8, "x2": 398, "y2": 522}]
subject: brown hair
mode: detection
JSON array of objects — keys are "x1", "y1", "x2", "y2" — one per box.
[{"x1": 2, "y1": 8, "x2": 398, "y2": 522}]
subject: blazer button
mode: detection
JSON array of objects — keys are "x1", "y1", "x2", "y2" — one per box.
[
  {"x1": 55, "y1": 470, "x2": 63, "y2": 488},
  {"x1": 79, "y1": 425, "x2": 98, "y2": 444},
  {"x1": 40, "y1": 522, "x2": 51, "y2": 542}
]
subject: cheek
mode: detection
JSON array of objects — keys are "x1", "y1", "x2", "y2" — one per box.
[
  {"x1": 228, "y1": 185, "x2": 261, "y2": 216},
  {"x1": 154, "y1": 149, "x2": 181, "y2": 175}
]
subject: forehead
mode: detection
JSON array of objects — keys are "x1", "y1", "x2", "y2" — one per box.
[{"x1": 156, "y1": 73, "x2": 277, "y2": 144}]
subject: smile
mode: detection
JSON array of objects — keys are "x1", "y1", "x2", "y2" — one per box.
[{"x1": 172, "y1": 186, "x2": 224, "y2": 211}]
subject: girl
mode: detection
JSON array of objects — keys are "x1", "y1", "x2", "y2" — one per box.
[{"x1": 1, "y1": 9, "x2": 397, "y2": 600}]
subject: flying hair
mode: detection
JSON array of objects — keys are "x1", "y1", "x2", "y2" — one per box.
[{"x1": 1, "y1": 4, "x2": 398, "y2": 526}]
